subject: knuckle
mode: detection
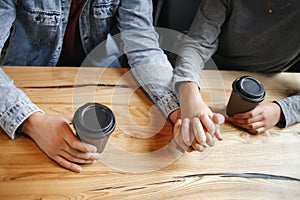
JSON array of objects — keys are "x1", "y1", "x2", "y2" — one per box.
[
  {"x1": 248, "y1": 124, "x2": 255, "y2": 129},
  {"x1": 48, "y1": 154, "x2": 55, "y2": 160},
  {"x1": 69, "y1": 140, "x2": 78, "y2": 148},
  {"x1": 68, "y1": 163, "x2": 77, "y2": 171},
  {"x1": 198, "y1": 136, "x2": 206, "y2": 145},
  {"x1": 245, "y1": 119, "x2": 251, "y2": 124},
  {"x1": 248, "y1": 113, "x2": 255, "y2": 118}
]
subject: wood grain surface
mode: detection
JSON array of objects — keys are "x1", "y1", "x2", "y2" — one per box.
[{"x1": 0, "y1": 66, "x2": 300, "y2": 200}]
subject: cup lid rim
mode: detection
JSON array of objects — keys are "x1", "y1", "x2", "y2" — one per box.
[
  {"x1": 73, "y1": 103, "x2": 116, "y2": 138},
  {"x1": 233, "y1": 76, "x2": 265, "y2": 102}
]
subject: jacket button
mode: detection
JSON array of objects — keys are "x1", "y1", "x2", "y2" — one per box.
[{"x1": 35, "y1": 16, "x2": 41, "y2": 21}]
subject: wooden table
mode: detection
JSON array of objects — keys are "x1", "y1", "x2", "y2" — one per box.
[{"x1": 0, "y1": 66, "x2": 300, "y2": 199}]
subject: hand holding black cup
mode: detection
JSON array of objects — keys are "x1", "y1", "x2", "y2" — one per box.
[{"x1": 226, "y1": 76, "x2": 266, "y2": 117}]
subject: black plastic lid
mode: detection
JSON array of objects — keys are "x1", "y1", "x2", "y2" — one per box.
[
  {"x1": 73, "y1": 103, "x2": 116, "y2": 138},
  {"x1": 233, "y1": 76, "x2": 265, "y2": 102}
]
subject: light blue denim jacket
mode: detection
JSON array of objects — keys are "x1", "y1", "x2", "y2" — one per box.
[{"x1": 0, "y1": 0, "x2": 180, "y2": 139}]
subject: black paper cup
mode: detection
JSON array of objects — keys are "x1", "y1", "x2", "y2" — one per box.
[
  {"x1": 226, "y1": 76, "x2": 265, "y2": 116},
  {"x1": 73, "y1": 103, "x2": 116, "y2": 153}
]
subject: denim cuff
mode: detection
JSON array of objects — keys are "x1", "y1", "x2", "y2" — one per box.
[
  {"x1": 130, "y1": 66, "x2": 180, "y2": 119},
  {"x1": 156, "y1": 92, "x2": 180, "y2": 118},
  {"x1": 0, "y1": 100, "x2": 43, "y2": 139}
]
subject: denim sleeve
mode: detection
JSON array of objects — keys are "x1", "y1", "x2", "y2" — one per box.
[
  {"x1": 173, "y1": 0, "x2": 227, "y2": 90},
  {"x1": 275, "y1": 92, "x2": 300, "y2": 127},
  {"x1": 117, "y1": 0, "x2": 179, "y2": 117},
  {"x1": 0, "y1": 1, "x2": 42, "y2": 139},
  {"x1": 0, "y1": 68, "x2": 43, "y2": 139},
  {"x1": 0, "y1": 0, "x2": 18, "y2": 54}
]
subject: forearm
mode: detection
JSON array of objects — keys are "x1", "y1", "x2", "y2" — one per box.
[
  {"x1": 0, "y1": 68, "x2": 43, "y2": 138},
  {"x1": 178, "y1": 81, "x2": 205, "y2": 119},
  {"x1": 119, "y1": 0, "x2": 180, "y2": 118},
  {"x1": 130, "y1": 63, "x2": 180, "y2": 118},
  {"x1": 173, "y1": 0, "x2": 227, "y2": 90},
  {"x1": 275, "y1": 92, "x2": 300, "y2": 127}
]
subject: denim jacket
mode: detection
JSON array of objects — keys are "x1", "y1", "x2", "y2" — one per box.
[{"x1": 0, "y1": 0, "x2": 179, "y2": 138}]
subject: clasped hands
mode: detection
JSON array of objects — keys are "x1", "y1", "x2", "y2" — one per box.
[
  {"x1": 169, "y1": 82, "x2": 225, "y2": 153},
  {"x1": 171, "y1": 111, "x2": 224, "y2": 153},
  {"x1": 170, "y1": 82, "x2": 283, "y2": 153}
]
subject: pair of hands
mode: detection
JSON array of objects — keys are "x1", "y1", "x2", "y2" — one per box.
[
  {"x1": 20, "y1": 87, "x2": 282, "y2": 172},
  {"x1": 170, "y1": 82, "x2": 283, "y2": 153},
  {"x1": 169, "y1": 82, "x2": 224, "y2": 153},
  {"x1": 20, "y1": 112, "x2": 101, "y2": 173}
]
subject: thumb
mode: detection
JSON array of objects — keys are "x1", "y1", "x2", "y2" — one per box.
[{"x1": 212, "y1": 113, "x2": 225, "y2": 125}]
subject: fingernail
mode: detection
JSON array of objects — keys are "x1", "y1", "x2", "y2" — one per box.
[
  {"x1": 75, "y1": 165, "x2": 82, "y2": 173},
  {"x1": 94, "y1": 153, "x2": 101, "y2": 160},
  {"x1": 183, "y1": 118, "x2": 190, "y2": 124},
  {"x1": 87, "y1": 145, "x2": 97, "y2": 153}
]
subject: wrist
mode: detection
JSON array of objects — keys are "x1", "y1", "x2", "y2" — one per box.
[
  {"x1": 178, "y1": 82, "x2": 204, "y2": 104},
  {"x1": 20, "y1": 112, "x2": 45, "y2": 137},
  {"x1": 272, "y1": 102, "x2": 285, "y2": 127},
  {"x1": 168, "y1": 108, "x2": 181, "y2": 124},
  {"x1": 178, "y1": 81, "x2": 199, "y2": 95}
]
